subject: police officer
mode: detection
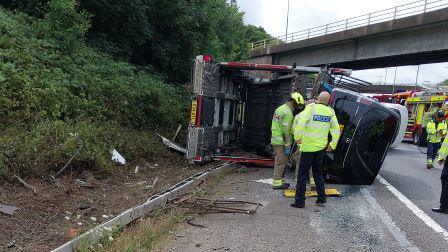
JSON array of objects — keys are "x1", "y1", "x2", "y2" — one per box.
[
  {"x1": 292, "y1": 99, "x2": 316, "y2": 190},
  {"x1": 433, "y1": 132, "x2": 448, "y2": 214},
  {"x1": 426, "y1": 110, "x2": 446, "y2": 169},
  {"x1": 291, "y1": 91, "x2": 340, "y2": 208},
  {"x1": 271, "y1": 92, "x2": 305, "y2": 189}
]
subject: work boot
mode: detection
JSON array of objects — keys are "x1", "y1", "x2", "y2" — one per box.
[
  {"x1": 273, "y1": 184, "x2": 289, "y2": 190},
  {"x1": 316, "y1": 198, "x2": 327, "y2": 206},
  {"x1": 432, "y1": 207, "x2": 448, "y2": 214},
  {"x1": 281, "y1": 178, "x2": 290, "y2": 188},
  {"x1": 290, "y1": 202, "x2": 305, "y2": 208},
  {"x1": 427, "y1": 164, "x2": 433, "y2": 169},
  {"x1": 272, "y1": 179, "x2": 289, "y2": 190}
]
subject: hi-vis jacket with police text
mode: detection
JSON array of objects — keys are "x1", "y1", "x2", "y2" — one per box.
[
  {"x1": 427, "y1": 120, "x2": 447, "y2": 143},
  {"x1": 294, "y1": 103, "x2": 340, "y2": 152},
  {"x1": 271, "y1": 103, "x2": 294, "y2": 147}
]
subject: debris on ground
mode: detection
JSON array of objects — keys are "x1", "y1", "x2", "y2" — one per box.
[
  {"x1": 75, "y1": 179, "x2": 94, "y2": 189},
  {"x1": 79, "y1": 202, "x2": 92, "y2": 210},
  {"x1": 158, "y1": 134, "x2": 187, "y2": 154},
  {"x1": 0, "y1": 203, "x2": 19, "y2": 216},
  {"x1": 111, "y1": 149, "x2": 126, "y2": 165},
  {"x1": 13, "y1": 175, "x2": 37, "y2": 194},
  {"x1": 173, "y1": 197, "x2": 261, "y2": 215},
  {"x1": 186, "y1": 219, "x2": 207, "y2": 228},
  {"x1": 90, "y1": 217, "x2": 97, "y2": 222},
  {"x1": 6, "y1": 240, "x2": 15, "y2": 248},
  {"x1": 0, "y1": 155, "x2": 211, "y2": 250},
  {"x1": 67, "y1": 228, "x2": 78, "y2": 238},
  {"x1": 134, "y1": 165, "x2": 140, "y2": 174},
  {"x1": 145, "y1": 177, "x2": 159, "y2": 189}
]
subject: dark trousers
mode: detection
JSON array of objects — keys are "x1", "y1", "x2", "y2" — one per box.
[
  {"x1": 294, "y1": 150, "x2": 326, "y2": 204},
  {"x1": 440, "y1": 161, "x2": 448, "y2": 209},
  {"x1": 427, "y1": 142, "x2": 442, "y2": 162}
]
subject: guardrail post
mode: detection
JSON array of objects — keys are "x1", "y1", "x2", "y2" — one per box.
[
  {"x1": 368, "y1": 13, "x2": 371, "y2": 25},
  {"x1": 291, "y1": 33, "x2": 294, "y2": 42},
  {"x1": 345, "y1": 19, "x2": 348, "y2": 29},
  {"x1": 263, "y1": 40, "x2": 266, "y2": 48},
  {"x1": 423, "y1": 0, "x2": 428, "y2": 12},
  {"x1": 307, "y1": 29, "x2": 310, "y2": 39},
  {"x1": 325, "y1": 24, "x2": 328, "y2": 35},
  {"x1": 251, "y1": 42, "x2": 254, "y2": 50},
  {"x1": 393, "y1": 7, "x2": 397, "y2": 19}
]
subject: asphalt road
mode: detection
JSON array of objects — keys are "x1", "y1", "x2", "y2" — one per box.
[
  {"x1": 380, "y1": 143, "x2": 448, "y2": 230},
  {"x1": 163, "y1": 143, "x2": 448, "y2": 252}
]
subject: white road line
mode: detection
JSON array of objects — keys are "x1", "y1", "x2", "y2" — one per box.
[
  {"x1": 377, "y1": 175, "x2": 448, "y2": 241},
  {"x1": 361, "y1": 188, "x2": 420, "y2": 252}
]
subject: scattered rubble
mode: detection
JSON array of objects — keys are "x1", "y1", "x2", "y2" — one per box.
[
  {"x1": 173, "y1": 197, "x2": 261, "y2": 215},
  {"x1": 0, "y1": 203, "x2": 19, "y2": 216},
  {"x1": 159, "y1": 134, "x2": 187, "y2": 154},
  {"x1": 14, "y1": 175, "x2": 37, "y2": 194},
  {"x1": 111, "y1": 149, "x2": 126, "y2": 165},
  {"x1": 75, "y1": 179, "x2": 94, "y2": 189},
  {"x1": 79, "y1": 202, "x2": 92, "y2": 210}
]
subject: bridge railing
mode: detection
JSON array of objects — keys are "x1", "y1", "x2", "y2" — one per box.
[{"x1": 251, "y1": 0, "x2": 448, "y2": 50}]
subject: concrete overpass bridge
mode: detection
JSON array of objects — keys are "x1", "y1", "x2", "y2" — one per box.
[{"x1": 249, "y1": 0, "x2": 448, "y2": 70}]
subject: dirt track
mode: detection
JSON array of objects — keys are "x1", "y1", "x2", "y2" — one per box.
[{"x1": 0, "y1": 153, "x2": 208, "y2": 251}]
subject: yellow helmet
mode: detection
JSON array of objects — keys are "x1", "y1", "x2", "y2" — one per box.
[{"x1": 291, "y1": 92, "x2": 304, "y2": 105}]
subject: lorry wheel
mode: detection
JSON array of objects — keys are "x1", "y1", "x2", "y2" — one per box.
[{"x1": 413, "y1": 131, "x2": 420, "y2": 145}]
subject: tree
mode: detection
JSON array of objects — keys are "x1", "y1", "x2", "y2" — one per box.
[{"x1": 1, "y1": 0, "x2": 273, "y2": 83}]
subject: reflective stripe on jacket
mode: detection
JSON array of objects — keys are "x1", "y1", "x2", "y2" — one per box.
[
  {"x1": 294, "y1": 103, "x2": 340, "y2": 152},
  {"x1": 271, "y1": 103, "x2": 294, "y2": 146},
  {"x1": 427, "y1": 120, "x2": 447, "y2": 143}
]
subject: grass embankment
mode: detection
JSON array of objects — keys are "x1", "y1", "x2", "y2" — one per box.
[{"x1": 0, "y1": 2, "x2": 189, "y2": 179}]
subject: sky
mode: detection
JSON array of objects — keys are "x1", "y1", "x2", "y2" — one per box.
[{"x1": 236, "y1": 0, "x2": 448, "y2": 85}]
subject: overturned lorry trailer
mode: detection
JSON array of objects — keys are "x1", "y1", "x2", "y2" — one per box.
[{"x1": 186, "y1": 56, "x2": 399, "y2": 185}]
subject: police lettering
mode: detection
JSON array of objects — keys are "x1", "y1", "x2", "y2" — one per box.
[{"x1": 313, "y1": 114, "x2": 331, "y2": 122}]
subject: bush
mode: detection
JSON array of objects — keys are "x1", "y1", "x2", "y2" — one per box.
[
  {"x1": 0, "y1": 120, "x2": 167, "y2": 179},
  {"x1": 0, "y1": 4, "x2": 189, "y2": 179}
]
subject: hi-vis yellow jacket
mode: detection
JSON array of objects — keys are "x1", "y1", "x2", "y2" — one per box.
[
  {"x1": 427, "y1": 120, "x2": 447, "y2": 143},
  {"x1": 271, "y1": 103, "x2": 294, "y2": 147},
  {"x1": 294, "y1": 103, "x2": 340, "y2": 152},
  {"x1": 438, "y1": 134, "x2": 448, "y2": 162}
]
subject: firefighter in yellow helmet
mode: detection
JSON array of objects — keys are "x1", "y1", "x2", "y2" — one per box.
[
  {"x1": 426, "y1": 110, "x2": 447, "y2": 169},
  {"x1": 271, "y1": 92, "x2": 305, "y2": 189},
  {"x1": 291, "y1": 91, "x2": 340, "y2": 208}
]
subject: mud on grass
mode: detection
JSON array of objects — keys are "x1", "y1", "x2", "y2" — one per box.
[{"x1": 0, "y1": 153, "x2": 213, "y2": 251}]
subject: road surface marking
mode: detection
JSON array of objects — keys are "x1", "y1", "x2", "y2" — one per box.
[
  {"x1": 377, "y1": 175, "x2": 448, "y2": 241},
  {"x1": 361, "y1": 188, "x2": 420, "y2": 251}
]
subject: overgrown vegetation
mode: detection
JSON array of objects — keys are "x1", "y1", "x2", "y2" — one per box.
[
  {"x1": 0, "y1": 1, "x2": 189, "y2": 178},
  {"x1": 0, "y1": 0, "x2": 272, "y2": 179}
]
